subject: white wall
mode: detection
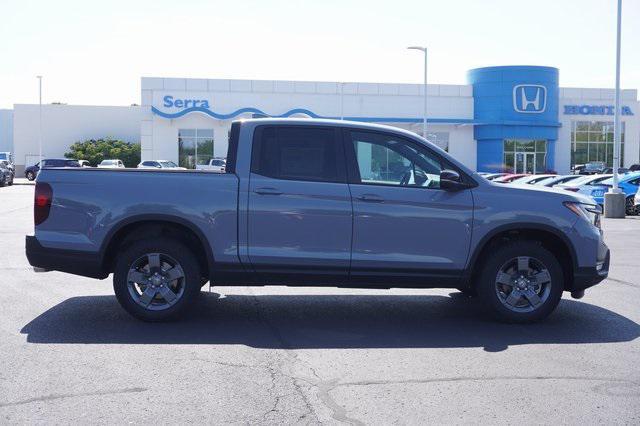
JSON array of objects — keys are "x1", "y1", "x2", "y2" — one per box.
[
  {"x1": 142, "y1": 77, "x2": 475, "y2": 166},
  {"x1": 13, "y1": 104, "x2": 144, "y2": 173},
  {"x1": 0, "y1": 109, "x2": 13, "y2": 153}
]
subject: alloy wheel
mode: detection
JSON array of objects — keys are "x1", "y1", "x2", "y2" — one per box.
[
  {"x1": 494, "y1": 256, "x2": 552, "y2": 313},
  {"x1": 127, "y1": 253, "x2": 186, "y2": 311}
]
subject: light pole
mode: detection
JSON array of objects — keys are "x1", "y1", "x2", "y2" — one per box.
[
  {"x1": 408, "y1": 46, "x2": 428, "y2": 139},
  {"x1": 604, "y1": 0, "x2": 625, "y2": 218},
  {"x1": 37, "y1": 75, "x2": 43, "y2": 164}
]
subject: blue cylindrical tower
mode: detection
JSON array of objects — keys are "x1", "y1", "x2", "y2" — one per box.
[{"x1": 467, "y1": 66, "x2": 560, "y2": 173}]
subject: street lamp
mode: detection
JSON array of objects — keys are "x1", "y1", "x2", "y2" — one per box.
[
  {"x1": 37, "y1": 76, "x2": 43, "y2": 164},
  {"x1": 604, "y1": 0, "x2": 625, "y2": 218},
  {"x1": 407, "y1": 46, "x2": 428, "y2": 139}
]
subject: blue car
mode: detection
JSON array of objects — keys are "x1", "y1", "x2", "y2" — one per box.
[{"x1": 586, "y1": 172, "x2": 640, "y2": 215}]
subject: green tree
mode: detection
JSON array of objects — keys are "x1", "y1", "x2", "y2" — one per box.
[{"x1": 64, "y1": 138, "x2": 141, "y2": 168}]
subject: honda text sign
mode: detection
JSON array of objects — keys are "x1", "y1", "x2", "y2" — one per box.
[{"x1": 513, "y1": 84, "x2": 547, "y2": 113}]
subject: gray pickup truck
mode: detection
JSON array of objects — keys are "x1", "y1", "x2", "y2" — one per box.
[{"x1": 26, "y1": 119, "x2": 609, "y2": 322}]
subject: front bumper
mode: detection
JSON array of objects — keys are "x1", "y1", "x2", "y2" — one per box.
[
  {"x1": 26, "y1": 236, "x2": 108, "y2": 279},
  {"x1": 572, "y1": 242, "x2": 610, "y2": 292}
]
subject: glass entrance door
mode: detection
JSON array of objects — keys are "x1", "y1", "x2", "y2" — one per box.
[{"x1": 515, "y1": 152, "x2": 536, "y2": 174}]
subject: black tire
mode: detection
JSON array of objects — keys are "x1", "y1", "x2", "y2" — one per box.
[
  {"x1": 455, "y1": 287, "x2": 477, "y2": 297},
  {"x1": 626, "y1": 196, "x2": 637, "y2": 216},
  {"x1": 26, "y1": 171, "x2": 35, "y2": 181},
  {"x1": 8, "y1": 176, "x2": 13, "y2": 186},
  {"x1": 113, "y1": 238, "x2": 201, "y2": 321},
  {"x1": 476, "y1": 240, "x2": 563, "y2": 323}
]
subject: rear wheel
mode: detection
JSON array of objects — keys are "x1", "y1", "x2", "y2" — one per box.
[
  {"x1": 26, "y1": 171, "x2": 35, "y2": 181},
  {"x1": 113, "y1": 238, "x2": 201, "y2": 321},
  {"x1": 476, "y1": 241, "x2": 563, "y2": 323}
]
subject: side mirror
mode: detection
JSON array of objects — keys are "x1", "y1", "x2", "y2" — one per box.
[{"x1": 440, "y1": 169, "x2": 469, "y2": 191}]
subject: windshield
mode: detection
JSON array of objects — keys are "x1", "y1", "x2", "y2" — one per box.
[
  {"x1": 159, "y1": 161, "x2": 178, "y2": 168},
  {"x1": 600, "y1": 173, "x2": 640, "y2": 186},
  {"x1": 102, "y1": 160, "x2": 116, "y2": 165},
  {"x1": 510, "y1": 175, "x2": 534, "y2": 183},
  {"x1": 0, "y1": 153, "x2": 6, "y2": 160},
  {"x1": 585, "y1": 162, "x2": 605, "y2": 170}
]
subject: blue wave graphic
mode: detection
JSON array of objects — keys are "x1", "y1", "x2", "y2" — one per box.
[
  {"x1": 150, "y1": 106, "x2": 486, "y2": 125},
  {"x1": 151, "y1": 106, "x2": 330, "y2": 120}
]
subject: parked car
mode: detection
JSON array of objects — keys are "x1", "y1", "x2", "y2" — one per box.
[
  {"x1": 629, "y1": 164, "x2": 640, "y2": 172},
  {"x1": 25, "y1": 158, "x2": 82, "y2": 181},
  {"x1": 553, "y1": 174, "x2": 612, "y2": 192},
  {"x1": 98, "y1": 159, "x2": 125, "y2": 168},
  {"x1": 480, "y1": 172, "x2": 509, "y2": 181},
  {"x1": 493, "y1": 173, "x2": 528, "y2": 183},
  {"x1": 579, "y1": 161, "x2": 606, "y2": 175},
  {"x1": 0, "y1": 160, "x2": 14, "y2": 186},
  {"x1": 196, "y1": 158, "x2": 227, "y2": 172},
  {"x1": 602, "y1": 167, "x2": 629, "y2": 174},
  {"x1": 634, "y1": 185, "x2": 640, "y2": 214},
  {"x1": 0, "y1": 152, "x2": 15, "y2": 172},
  {"x1": 26, "y1": 119, "x2": 609, "y2": 323},
  {"x1": 586, "y1": 172, "x2": 640, "y2": 215},
  {"x1": 572, "y1": 164, "x2": 585, "y2": 175},
  {"x1": 509, "y1": 174, "x2": 557, "y2": 185},
  {"x1": 78, "y1": 160, "x2": 92, "y2": 167},
  {"x1": 534, "y1": 175, "x2": 583, "y2": 187},
  {"x1": 137, "y1": 160, "x2": 186, "y2": 170}
]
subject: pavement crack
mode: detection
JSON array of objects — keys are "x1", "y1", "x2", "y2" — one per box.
[
  {"x1": 606, "y1": 276, "x2": 639, "y2": 288},
  {"x1": 0, "y1": 387, "x2": 147, "y2": 408}
]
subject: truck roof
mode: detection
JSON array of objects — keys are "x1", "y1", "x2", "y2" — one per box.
[{"x1": 236, "y1": 118, "x2": 429, "y2": 140}]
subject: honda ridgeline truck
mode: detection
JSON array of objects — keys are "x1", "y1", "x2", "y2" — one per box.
[{"x1": 26, "y1": 119, "x2": 609, "y2": 322}]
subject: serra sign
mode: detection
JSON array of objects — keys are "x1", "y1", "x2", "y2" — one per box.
[{"x1": 163, "y1": 95, "x2": 210, "y2": 109}]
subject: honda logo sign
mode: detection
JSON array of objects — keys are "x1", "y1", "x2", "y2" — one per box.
[{"x1": 513, "y1": 84, "x2": 547, "y2": 113}]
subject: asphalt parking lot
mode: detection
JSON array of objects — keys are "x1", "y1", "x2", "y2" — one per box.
[{"x1": 1, "y1": 183, "x2": 639, "y2": 424}]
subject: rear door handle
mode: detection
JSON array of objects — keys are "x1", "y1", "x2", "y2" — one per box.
[
  {"x1": 357, "y1": 194, "x2": 384, "y2": 202},
  {"x1": 254, "y1": 187, "x2": 283, "y2": 195}
]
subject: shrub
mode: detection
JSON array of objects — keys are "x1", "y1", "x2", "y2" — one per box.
[{"x1": 64, "y1": 138, "x2": 141, "y2": 167}]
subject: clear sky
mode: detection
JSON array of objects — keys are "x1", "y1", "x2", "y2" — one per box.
[{"x1": 0, "y1": 0, "x2": 638, "y2": 109}]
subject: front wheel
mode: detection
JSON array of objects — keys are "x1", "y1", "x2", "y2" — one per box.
[
  {"x1": 113, "y1": 238, "x2": 201, "y2": 321},
  {"x1": 476, "y1": 241, "x2": 563, "y2": 323},
  {"x1": 26, "y1": 171, "x2": 35, "y2": 181}
]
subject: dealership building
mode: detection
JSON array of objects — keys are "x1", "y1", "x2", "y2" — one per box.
[{"x1": 1, "y1": 65, "x2": 638, "y2": 176}]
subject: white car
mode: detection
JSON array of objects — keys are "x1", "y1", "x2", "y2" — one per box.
[
  {"x1": 509, "y1": 174, "x2": 557, "y2": 185},
  {"x1": 78, "y1": 160, "x2": 92, "y2": 167},
  {"x1": 97, "y1": 159, "x2": 125, "y2": 168},
  {"x1": 195, "y1": 158, "x2": 226, "y2": 172},
  {"x1": 137, "y1": 160, "x2": 186, "y2": 170}
]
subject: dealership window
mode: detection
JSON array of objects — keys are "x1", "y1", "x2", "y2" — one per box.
[
  {"x1": 178, "y1": 129, "x2": 214, "y2": 169},
  {"x1": 503, "y1": 139, "x2": 547, "y2": 173},
  {"x1": 570, "y1": 121, "x2": 624, "y2": 168}
]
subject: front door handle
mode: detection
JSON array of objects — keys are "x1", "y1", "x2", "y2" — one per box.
[
  {"x1": 357, "y1": 194, "x2": 384, "y2": 202},
  {"x1": 254, "y1": 187, "x2": 283, "y2": 195}
]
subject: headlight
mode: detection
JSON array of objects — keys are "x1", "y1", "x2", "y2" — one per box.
[{"x1": 564, "y1": 201, "x2": 602, "y2": 228}]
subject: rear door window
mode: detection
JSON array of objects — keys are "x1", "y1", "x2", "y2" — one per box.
[{"x1": 251, "y1": 126, "x2": 346, "y2": 183}]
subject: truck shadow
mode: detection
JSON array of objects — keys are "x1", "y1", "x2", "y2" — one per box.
[{"x1": 20, "y1": 292, "x2": 640, "y2": 352}]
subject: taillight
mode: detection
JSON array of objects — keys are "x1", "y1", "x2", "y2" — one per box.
[{"x1": 34, "y1": 182, "x2": 53, "y2": 225}]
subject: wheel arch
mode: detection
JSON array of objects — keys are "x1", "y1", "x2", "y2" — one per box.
[
  {"x1": 100, "y1": 214, "x2": 215, "y2": 281},
  {"x1": 465, "y1": 223, "x2": 577, "y2": 292}
]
